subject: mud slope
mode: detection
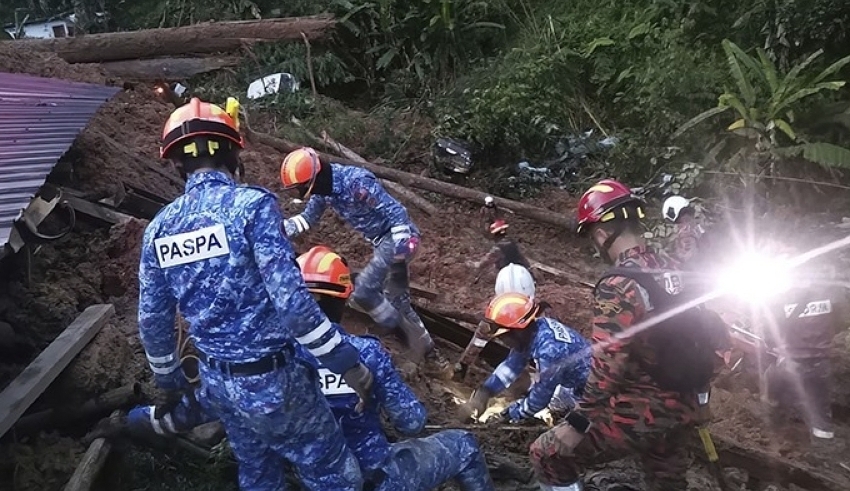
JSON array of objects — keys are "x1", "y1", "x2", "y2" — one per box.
[{"x1": 0, "y1": 46, "x2": 847, "y2": 491}]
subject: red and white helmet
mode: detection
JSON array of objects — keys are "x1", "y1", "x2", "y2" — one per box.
[{"x1": 575, "y1": 179, "x2": 644, "y2": 235}]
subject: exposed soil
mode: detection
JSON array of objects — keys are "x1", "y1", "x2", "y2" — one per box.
[{"x1": 1, "y1": 47, "x2": 849, "y2": 491}]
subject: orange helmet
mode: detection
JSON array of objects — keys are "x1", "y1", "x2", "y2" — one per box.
[
  {"x1": 160, "y1": 97, "x2": 244, "y2": 159},
  {"x1": 489, "y1": 219, "x2": 509, "y2": 235},
  {"x1": 296, "y1": 245, "x2": 353, "y2": 299},
  {"x1": 281, "y1": 147, "x2": 321, "y2": 198},
  {"x1": 485, "y1": 292, "x2": 539, "y2": 335}
]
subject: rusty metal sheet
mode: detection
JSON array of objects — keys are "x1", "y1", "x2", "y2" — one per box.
[{"x1": 0, "y1": 72, "x2": 120, "y2": 249}]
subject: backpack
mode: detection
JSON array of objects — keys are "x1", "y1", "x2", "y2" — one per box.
[{"x1": 595, "y1": 267, "x2": 727, "y2": 392}]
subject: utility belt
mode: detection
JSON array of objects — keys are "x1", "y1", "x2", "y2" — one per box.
[{"x1": 198, "y1": 345, "x2": 294, "y2": 377}]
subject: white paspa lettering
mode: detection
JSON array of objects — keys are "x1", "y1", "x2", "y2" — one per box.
[
  {"x1": 799, "y1": 300, "x2": 832, "y2": 318},
  {"x1": 317, "y1": 368, "x2": 356, "y2": 396},
  {"x1": 154, "y1": 224, "x2": 230, "y2": 268},
  {"x1": 549, "y1": 322, "x2": 573, "y2": 343}
]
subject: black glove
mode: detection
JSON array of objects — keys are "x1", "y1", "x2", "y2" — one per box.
[
  {"x1": 152, "y1": 388, "x2": 187, "y2": 419},
  {"x1": 343, "y1": 362, "x2": 374, "y2": 412}
]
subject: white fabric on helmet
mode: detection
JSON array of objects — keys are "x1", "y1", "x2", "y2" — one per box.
[
  {"x1": 662, "y1": 195, "x2": 691, "y2": 223},
  {"x1": 495, "y1": 263, "x2": 536, "y2": 298}
]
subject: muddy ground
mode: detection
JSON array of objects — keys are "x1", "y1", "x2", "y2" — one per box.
[{"x1": 0, "y1": 45, "x2": 849, "y2": 490}]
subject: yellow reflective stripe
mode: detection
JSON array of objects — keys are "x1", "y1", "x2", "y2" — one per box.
[
  {"x1": 491, "y1": 295, "x2": 527, "y2": 317},
  {"x1": 317, "y1": 252, "x2": 340, "y2": 273},
  {"x1": 587, "y1": 184, "x2": 614, "y2": 193}
]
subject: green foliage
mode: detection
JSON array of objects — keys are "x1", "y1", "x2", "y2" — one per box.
[
  {"x1": 330, "y1": 0, "x2": 515, "y2": 97},
  {"x1": 675, "y1": 39, "x2": 850, "y2": 171},
  {"x1": 243, "y1": 43, "x2": 354, "y2": 89}
]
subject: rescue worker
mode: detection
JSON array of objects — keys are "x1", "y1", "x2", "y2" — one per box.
[
  {"x1": 139, "y1": 98, "x2": 370, "y2": 491},
  {"x1": 470, "y1": 219, "x2": 533, "y2": 283},
  {"x1": 458, "y1": 292, "x2": 591, "y2": 424},
  {"x1": 122, "y1": 245, "x2": 496, "y2": 491},
  {"x1": 528, "y1": 179, "x2": 717, "y2": 490},
  {"x1": 759, "y1": 245, "x2": 840, "y2": 441},
  {"x1": 279, "y1": 147, "x2": 438, "y2": 364},
  {"x1": 662, "y1": 195, "x2": 705, "y2": 266},
  {"x1": 453, "y1": 261, "x2": 538, "y2": 382}
]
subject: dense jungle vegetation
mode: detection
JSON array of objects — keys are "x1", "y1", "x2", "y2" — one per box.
[{"x1": 4, "y1": 0, "x2": 850, "y2": 203}]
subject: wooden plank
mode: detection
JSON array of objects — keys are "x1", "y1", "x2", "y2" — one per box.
[
  {"x1": 529, "y1": 259, "x2": 596, "y2": 289},
  {"x1": 0, "y1": 304, "x2": 115, "y2": 438},
  {"x1": 64, "y1": 193, "x2": 134, "y2": 226},
  {"x1": 63, "y1": 410, "x2": 121, "y2": 491}
]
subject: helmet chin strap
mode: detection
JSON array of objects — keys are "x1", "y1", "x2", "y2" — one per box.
[{"x1": 597, "y1": 220, "x2": 627, "y2": 264}]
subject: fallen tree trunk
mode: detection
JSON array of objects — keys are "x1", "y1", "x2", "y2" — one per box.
[
  {"x1": 18, "y1": 15, "x2": 336, "y2": 64},
  {"x1": 245, "y1": 128, "x2": 574, "y2": 229},
  {"x1": 100, "y1": 56, "x2": 240, "y2": 80},
  {"x1": 317, "y1": 130, "x2": 439, "y2": 216},
  {"x1": 529, "y1": 259, "x2": 595, "y2": 289}
]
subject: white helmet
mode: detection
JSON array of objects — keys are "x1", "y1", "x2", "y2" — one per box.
[
  {"x1": 663, "y1": 195, "x2": 691, "y2": 223},
  {"x1": 495, "y1": 263, "x2": 535, "y2": 298}
]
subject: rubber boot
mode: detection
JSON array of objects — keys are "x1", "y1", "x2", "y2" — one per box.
[{"x1": 398, "y1": 315, "x2": 434, "y2": 363}]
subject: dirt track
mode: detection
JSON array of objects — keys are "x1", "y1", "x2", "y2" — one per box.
[{"x1": 0, "y1": 45, "x2": 849, "y2": 490}]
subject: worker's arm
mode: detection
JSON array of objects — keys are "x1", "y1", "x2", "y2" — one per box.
[
  {"x1": 284, "y1": 195, "x2": 327, "y2": 238},
  {"x1": 248, "y1": 194, "x2": 358, "y2": 374},
  {"x1": 352, "y1": 174, "x2": 410, "y2": 227},
  {"x1": 369, "y1": 338, "x2": 427, "y2": 435},
  {"x1": 137, "y1": 224, "x2": 182, "y2": 390},
  {"x1": 508, "y1": 349, "x2": 590, "y2": 421},
  {"x1": 481, "y1": 349, "x2": 529, "y2": 396}
]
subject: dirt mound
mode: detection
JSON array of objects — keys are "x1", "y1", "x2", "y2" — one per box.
[{"x1": 0, "y1": 44, "x2": 105, "y2": 84}]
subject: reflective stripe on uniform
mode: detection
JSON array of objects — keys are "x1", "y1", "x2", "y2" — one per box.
[{"x1": 296, "y1": 318, "x2": 334, "y2": 345}]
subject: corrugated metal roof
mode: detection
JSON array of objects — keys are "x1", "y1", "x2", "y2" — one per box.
[{"x1": 0, "y1": 72, "x2": 120, "y2": 248}]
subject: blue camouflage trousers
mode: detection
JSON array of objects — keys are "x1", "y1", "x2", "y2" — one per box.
[
  {"x1": 351, "y1": 232, "x2": 424, "y2": 331},
  {"x1": 200, "y1": 359, "x2": 362, "y2": 491},
  {"x1": 375, "y1": 430, "x2": 495, "y2": 491}
]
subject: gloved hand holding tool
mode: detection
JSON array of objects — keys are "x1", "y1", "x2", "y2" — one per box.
[
  {"x1": 391, "y1": 225, "x2": 419, "y2": 261},
  {"x1": 343, "y1": 362, "x2": 375, "y2": 413}
]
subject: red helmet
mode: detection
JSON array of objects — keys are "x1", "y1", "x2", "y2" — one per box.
[
  {"x1": 489, "y1": 219, "x2": 509, "y2": 235},
  {"x1": 575, "y1": 179, "x2": 643, "y2": 235}
]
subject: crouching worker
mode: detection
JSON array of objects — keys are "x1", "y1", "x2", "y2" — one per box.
[
  {"x1": 112, "y1": 245, "x2": 496, "y2": 491},
  {"x1": 458, "y1": 293, "x2": 591, "y2": 424},
  {"x1": 453, "y1": 263, "x2": 537, "y2": 382}
]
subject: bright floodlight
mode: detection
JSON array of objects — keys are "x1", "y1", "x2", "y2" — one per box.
[{"x1": 716, "y1": 251, "x2": 793, "y2": 303}]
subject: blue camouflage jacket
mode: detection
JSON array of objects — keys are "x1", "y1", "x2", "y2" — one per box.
[
  {"x1": 482, "y1": 318, "x2": 591, "y2": 421},
  {"x1": 285, "y1": 164, "x2": 417, "y2": 242},
  {"x1": 299, "y1": 335, "x2": 426, "y2": 473},
  {"x1": 138, "y1": 171, "x2": 359, "y2": 389}
]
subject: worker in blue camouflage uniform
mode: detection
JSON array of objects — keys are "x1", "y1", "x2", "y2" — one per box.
[
  {"x1": 279, "y1": 147, "x2": 438, "y2": 364},
  {"x1": 123, "y1": 245, "x2": 495, "y2": 491},
  {"x1": 138, "y1": 98, "x2": 370, "y2": 491},
  {"x1": 459, "y1": 293, "x2": 592, "y2": 424}
]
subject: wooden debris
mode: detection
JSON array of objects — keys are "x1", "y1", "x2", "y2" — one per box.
[
  {"x1": 317, "y1": 130, "x2": 439, "y2": 216},
  {"x1": 17, "y1": 15, "x2": 337, "y2": 64},
  {"x1": 63, "y1": 191, "x2": 134, "y2": 226},
  {"x1": 414, "y1": 305, "x2": 509, "y2": 366},
  {"x1": 244, "y1": 128, "x2": 574, "y2": 229},
  {"x1": 12, "y1": 383, "x2": 142, "y2": 437},
  {"x1": 697, "y1": 434, "x2": 849, "y2": 491},
  {"x1": 0, "y1": 304, "x2": 115, "y2": 438},
  {"x1": 349, "y1": 269, "x2": 438, "y2": 300},
  {"x1": 100, "y1": 56, "x2": 241, "y2": 80},
  {"x1": 413, "y1": 301, "x2": 481, "y2": 325},
  {"x1": 63, "y1": 410, "x2": 121, "y2": 491},
  {"x1": 529, "y1": 259, "x2": 596, "y2": 289}
]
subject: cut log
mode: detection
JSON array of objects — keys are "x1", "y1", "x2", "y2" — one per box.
[
  {"x1": 413, "y1": 301, "x2": 482, "y2": 326},
  {"x1": 414, "y1": 305, "x2": 509, "y2": 366},
  {"x1": 0, "y1": 304, "x2": 114, "y2": 438},
  {"x1": 317, "y1": 130, "x2": 439, "y2": 216},
  {"x1": 64, "y1": 410, "x2": 122, "y2": 491},
  {"x1": 17, "y1": 15, "x2": 336, "y2": 64},
  {"x1": 244, "y1": 128, "x2": 574, "y2": 229},
  {"x1": 100, "y1": 56, "x2": 240, "y2": 80}
]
